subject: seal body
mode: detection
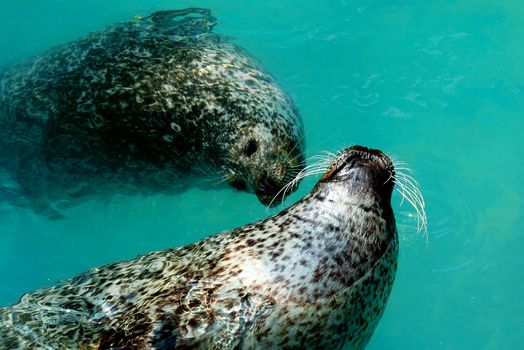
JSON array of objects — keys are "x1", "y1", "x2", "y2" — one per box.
[
  {"x1": 0, "y1": 145, "x2": 398, "y2": 349},
  {"x1": 0, "y1": 9, "x2": 305, "y2": 216}
]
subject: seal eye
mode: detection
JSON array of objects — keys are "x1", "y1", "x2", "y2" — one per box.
[{"x1": 244, "y1": 139, "x2": 258, "y2": 157}]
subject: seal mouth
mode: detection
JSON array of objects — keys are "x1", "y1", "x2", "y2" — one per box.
[
  {"x1": 228, "y1": 162, "x2": 303, "y2": 206},
  {"x1": 256, "y1": 192, "x2": 275, "y2": 206},
  {"x1": 254, "y1": 165, "x2": 303, "y2": 207},
  {"x1": 254, "y1": 181, "x2": 292, "y2": 207},
  {"x1": 255, "y1": 182, "x2": 299, "y2": 207},
  {"x1": 229, "y1": 179, "x2": 249, "y2": 192}
]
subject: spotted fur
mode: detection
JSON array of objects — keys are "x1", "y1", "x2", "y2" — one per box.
[
  {"x1": 0, "y1": 8, "x2": 305, "y2": 216},
  {"x1": 0, "y1": 146, "x2": 398, "y2": 349}
]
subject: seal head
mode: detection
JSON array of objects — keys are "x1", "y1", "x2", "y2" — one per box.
[
  {"x1": 0, "y1": 8, "x2": 305, "y2": 214},
  {"x1": 226, "y1": 121, "x2": 305, "y2": 205},
  {"x1": 319, "y1": 145, "x2": 394, "y2": 207}
]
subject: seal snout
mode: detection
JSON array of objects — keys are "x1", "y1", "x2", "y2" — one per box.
[
  {"x1": 348, "y1": 145, "x2": 386, "y2": 159},
  {"x1": 227, "y1": 165, "x2": 301, "y2": 206},
  {"x1": 255, "y1": 168, "x2": 299, "y2": 207},
  {"x1": 320, "y1": 145, "x2": 394, "y2": 185},
  {"x1": 345, "y1": 145, "x2": 393, "y2": 172}
]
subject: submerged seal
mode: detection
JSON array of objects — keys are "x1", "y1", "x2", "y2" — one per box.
[
  {"x1": 0, "y1": 8, "x2": 305, "y2": 216},
  {"x1": 0, "y1": 145, "x2": 399, "y2": 349}
]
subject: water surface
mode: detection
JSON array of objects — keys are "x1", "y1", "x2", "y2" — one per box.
[{"x1": 0, "y1": 1, "x2": 523, "y2": 348}]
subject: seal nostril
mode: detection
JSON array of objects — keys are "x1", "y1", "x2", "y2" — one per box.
[
  {"x1": 350, "y1": 145, "x2": 385, "y2": 158},
  {"x1": 244, "y1": 139, "x2": 258, "y2": 157}
]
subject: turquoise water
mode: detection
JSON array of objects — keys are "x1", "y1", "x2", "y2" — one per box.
[{"x1": 0, "y1": 1, "x2": 523, "y2": 348}]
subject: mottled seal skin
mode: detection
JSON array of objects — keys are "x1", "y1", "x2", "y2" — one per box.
[
  {"x1": 0, "y1": 8, "x2": 305, "y2": 216},
  {"x1": 0, "y1": 145, "x2": 398, "y2": 349}
]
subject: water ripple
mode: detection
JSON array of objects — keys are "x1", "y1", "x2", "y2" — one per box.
[
  {"x1": 394, "y1": 180, "x2": 478, "y2": 264},
  {"x1": 424, "y1": 188, "x2": 477, "y2": 244}
]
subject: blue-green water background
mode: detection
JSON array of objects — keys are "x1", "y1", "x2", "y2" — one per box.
[{"x1": 0, "y1": 1, "x2": 523, "y2": 348}]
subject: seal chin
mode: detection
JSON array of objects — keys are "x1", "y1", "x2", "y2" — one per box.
[
  {"x1": 227, "y1": 172, "x2": 299, "y2": 206},
  {"x1": 255, "y1": 192, "x2": 274, "y2": 206},
  {"x1": 254, "y1": 166, "x2": 302, "y2": 206},
  {"x1": 227, "y1": 177, "x2": 292, "y2": 206},
  {"x1": 228, "y1": 150, "x2": 304, "y2": 205}
]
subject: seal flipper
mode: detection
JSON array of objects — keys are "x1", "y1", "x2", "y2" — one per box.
[{"x1": 16, "y1": 153, "x2": 63, "y2": 219}]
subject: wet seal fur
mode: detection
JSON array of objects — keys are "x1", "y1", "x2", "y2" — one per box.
[
  {"x1": 0, "y1": 145, "x2": 399, "y2": 349},
  {"x1": 0, "y1": 8, "x2": 305, "y2": 216}
]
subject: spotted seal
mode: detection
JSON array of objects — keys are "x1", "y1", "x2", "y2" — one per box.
[
  {"x1": 0, "y1": 8, "x2": 305, "y2": 216},
  {"x1": 0, "y1": 145, "x2": 404, "y2": 349}
]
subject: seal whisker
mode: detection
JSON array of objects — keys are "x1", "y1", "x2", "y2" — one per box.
[
  {"x1": 197, "y1": 175, "x2": 226, "y2": 185},
  {"x1": 391, "y1": 158, "x2": 416, "y2": 172},
  {"x1": 310, "y1": 153, "x2": 334, "y2": 161},
  {"x1": 391, "y1": 158, "x2": 412, "y2": 170},
  {"x1": 395, "y1": 172, "x2": 426, "y2": 209},
  {"x1": 394, "y1": 176, "x2": 425, "y2": 220},
  {"x1": 286, "y1": 152, "x2": 306, "y2": 167},
  {"x1": 321, "y1": 150, "x2": 338, "y2": 158},
  {"x1": 266, "y1": 148, "x2": 336, "y2": 208},
  {"x1": 285, "y1": 130, "x2": 307, "y2": 157},
  {"x1": 298, "y1": 163, "x2": 329, "y2": 174},
  {"x1": 267, "y1": 162, "x2": 328, "y2": 208},
  {"x1": 394, "y1": 167, "x2": 415, "y2": 174},
  {"x1": 287, "y1": 160, "x2": 309, "y2": 173},
  {"x1": 384, "y1": 169, "x2": 395, "y2": 185},
  {"x1": 291, "y1": 167, "x2": 329, "y2": 182},
  {"x1": 392, "y1": 160, "x2": 409, "y2": 166},
  {"x1": 394, "y1": 179, "x2": 425, "y2": 235},
  {"x1": 268, "y1": 178, "x2": 299, "y2": 208},
  {"x1": 388, "y1": 154, "x2": 427, "y2": 237},
  {"x1": 306, "y1": 157, "x2": 331, "y2": 167},
  {"x1": 289, "y1": 162, "x2": 306, "y2": 170},
  {"x1": 396, "y1": 174, "x2": 425, "y2": 216},
  {"x1": 194, "y1": 166, "x2": 232, "y2": 185},
  {"x1": 291, "y1": 164, "x2": 329, "y2": 178},
  {"x1": 392, "y1": 170, "x2": 428, "y2": 239}
]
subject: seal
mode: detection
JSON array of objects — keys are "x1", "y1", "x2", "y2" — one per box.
[
  {"x1": 0, "y1": 8, "x2": 305, "y2": 216},
  {"x1": 0, "y1": 145, "x2": 403, "y2": 349}
]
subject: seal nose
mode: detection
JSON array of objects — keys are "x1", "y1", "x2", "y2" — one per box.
[
  {"x1": 347, "y1": 145, "x2": 392, "y2": 170},
  {"x1": 255, "y1": 176, "x2": 285, "y2": 207},
  {"x1": 230, "y1": 179, "x2": 248, "y2": 192},
  {"x1": 318, "y1": 145, "x2": 395, "y2": 190}
]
